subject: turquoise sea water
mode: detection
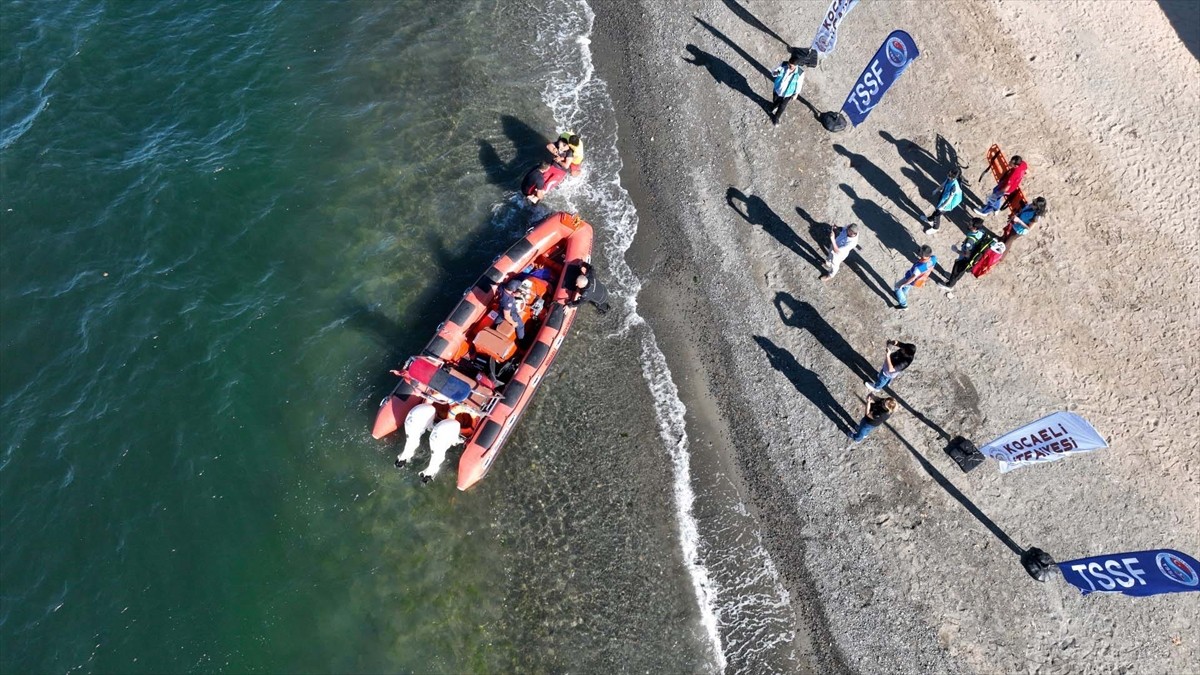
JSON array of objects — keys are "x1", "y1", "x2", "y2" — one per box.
[{"x1": 1, "y1": 1, "x2": 717, "y2": 672}]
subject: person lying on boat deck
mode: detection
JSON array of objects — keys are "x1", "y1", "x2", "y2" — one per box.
[
  {"x1": 565, "y1": 262, "x2": 611, "y2": 314},
  {"x1": 499, "y1": 280, "x2": 527, "y2": 340},
  {"x1": 522, "y1": 161, "x2": 551, "y2": 204},
  {"x1": 546, "y1": 136, "x2": 574, "y2": 172}
]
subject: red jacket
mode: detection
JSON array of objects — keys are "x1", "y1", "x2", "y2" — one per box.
[{"x1": 998, "y1": 161, "x2": 1027, "y2": 194}]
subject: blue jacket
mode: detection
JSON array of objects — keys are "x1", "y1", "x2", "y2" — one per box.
[
  {"x1": 935, "y1": 177, "x2": 963, "y2": 212},
  {"x1": 772, "y1": 63, "x2": 804, "y2": 97}
]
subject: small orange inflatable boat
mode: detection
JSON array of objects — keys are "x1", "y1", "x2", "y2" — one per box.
[{"x1": 372, "y1": 211, "x2": 594, "y2": 490}]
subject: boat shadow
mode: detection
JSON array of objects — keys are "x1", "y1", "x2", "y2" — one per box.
[
  {"x1": 478, "y1": 114, "x2": 552, "y2": 190},
  {"x1": 348, "y1": 214, "x2": 527, "y2": 431}
]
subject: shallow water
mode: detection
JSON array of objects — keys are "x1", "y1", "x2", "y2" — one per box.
[{"x1": 1, "y1": 0, "x2": 800, "y2": 672}]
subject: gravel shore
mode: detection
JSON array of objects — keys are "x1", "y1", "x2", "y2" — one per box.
[{"x1": 591, "y1": 0, "x2": 1200, "y2": 672}]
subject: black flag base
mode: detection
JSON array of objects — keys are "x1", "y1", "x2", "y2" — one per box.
[
  {"x1": 944, "y1": 436, "x2": 985, "y2": 473},
  {"x1": 1022, "y1": 547, "x2": 1057, "y2": 582},
  {"x1": 819, "y1": 111, "x2": 848, "y2": 133},
  {"x1": 788, "y1": 46, "x2": 820, "y2": 68}
]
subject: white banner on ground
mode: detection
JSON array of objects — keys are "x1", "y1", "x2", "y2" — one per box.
[
  {"x1": 811, "y1": 0, "x2": 860, "y2": 58},
  {"x1": 980, "y1": 412, "x2": 1108, "y2": 473}
]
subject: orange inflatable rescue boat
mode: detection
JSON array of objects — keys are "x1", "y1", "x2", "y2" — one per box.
[{"x1": 372, "y1": 212, "x2": 594, "y2": 490}]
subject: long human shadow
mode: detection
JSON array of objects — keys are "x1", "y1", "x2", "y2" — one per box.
[
  {"x1": 773, "y1": 291, "x2": 953, "y2": 441},
  {"x1": 795, "y1": 94, "x2": 822, "y2": 121},
  {"x1": 885, "y1": 422, "x2": 1024, "y2": 557},
  {"x1": 753, "y1": 335, "x2": 856, "y2": 435},
  {"x1": 1159, "y1": 0, "x2": 1200, "y2": 63},
  {"x1": 794, "y1": 206, "x2": 894, "y2": 306},
  {"x1": 720, "y1": 0, "x2": 788, "y2": 46},
  {"x1": 684, "y1": 44, "x2": 770, "y2": 113},
  {"x1": 833, "y1": 143, "x2": 927, "y2": 226},
  {"x1": 726, "y1": 187, "x2": 823, "y2": 271},
  {"x1": 694, "y1": 16, "x2": 772, "y2": 80},
  {"x1": 839, "y1": 183, "x2": 918, "y2": 261},
  {"x1": 478, "y1": 114, "x2": 550, "y2": 190},
  {"x1": 879, "y1": 130, "x2": 983, "y2": 232}
]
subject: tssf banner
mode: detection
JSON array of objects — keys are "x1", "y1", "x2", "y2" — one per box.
[
  {"x1": 840, "y1": 30, "x2": 919, "y2": 126},
  {"x1": 979, "y1": 411, "x2": 1107, "y2": 473},
  {"x1": 811, "y1": 0, "x2": 860, "y2": 58},
  {"x1": 1060, "y1": 549, "x2": 1200, "y2": 597}
]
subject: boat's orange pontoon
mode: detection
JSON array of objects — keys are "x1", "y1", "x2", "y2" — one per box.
[{"x1": 372, "y1": 212, "x2": 594, "y2": 490}]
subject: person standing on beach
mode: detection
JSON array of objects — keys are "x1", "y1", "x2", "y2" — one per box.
[
  {"x1": 893, "y1": 245, "x2": 936, "y2": 310},
  {"x1": 942, "y1": 218, "x2": 986, "y2": 288},
  {"x1": 768, "y1": 55, "x2": 804, "y2": 126},
  {"x1": 866, "y1": 339, "x2": 916, "y2": 392},
  {"x1": 820, "y1": 224, "x2": 859, "y2": 280},
  {"x1": 850, "y1": 393, "x2": 897, "y2": 443},
  {"x1": 922, "y1": 168, "x2": 963, "y2": 233},
  {"x1": 977, "y1": 155, "x2": 1028, "y2": 216},
  {"x1": 1002, "y1": 196, "x2": 1046, "y2": 244}
]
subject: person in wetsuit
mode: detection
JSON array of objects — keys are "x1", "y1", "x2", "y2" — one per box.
[
  {"x1": 522, "y1": 161, "x2": 552, "y2": 203},
  {"x1": 566, "y1": 262, "x2": 610, "y2": 314}
]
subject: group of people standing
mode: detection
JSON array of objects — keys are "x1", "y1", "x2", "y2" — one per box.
[
  {"x1": 834, "y1": 155, "x2": 1047, "y2": 441},
  {"x1": 760, "y1": 46, "x2": 1049, "y2": 443}
]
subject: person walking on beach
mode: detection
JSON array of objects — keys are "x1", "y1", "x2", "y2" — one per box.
[
  {"x1": 820, "y1": 224, "x2": 859, "y2": 280},
  {"x1": 1002, "y1": 196, "x2": 1046, "y2": 244},
  {"x1": 850, "y1": 392, "x2": 897, "y2": 443},
  {"x1": 893, "y1": 245, "x2": 936, "y2": 310},
  {"x1": 866, "y1": 339, "x2": 916, "y2": 392},
  {"x1": 768, "y1": 55, "x2": 804, "y2": 125},
  {"x1": 942, "y1": 218, "x2": 986, "y2": 288},
  {"x1": 977, "y1": 155, "x2": 1028, "y2": 216},
  {"x1": 922, "y1": 168, "x2": 963, "y2": 233}
]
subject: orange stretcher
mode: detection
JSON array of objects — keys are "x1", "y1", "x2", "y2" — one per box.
[{"x1": 984, "y1": 144, "x2": 1027, "y2": 217}]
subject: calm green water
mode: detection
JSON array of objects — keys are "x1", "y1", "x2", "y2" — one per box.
[{"x1": 1, "y1": 1, "x2": 714, "y2": 672}]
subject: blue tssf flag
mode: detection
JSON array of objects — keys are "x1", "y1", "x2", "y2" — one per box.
[{"x1": 1059, "y1": 549, "x2": 1200, "y2": 597}]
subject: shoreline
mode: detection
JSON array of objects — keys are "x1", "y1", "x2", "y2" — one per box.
[
  {"x1": 589, "y1": 1, "x2": 843, "y2": 671},
  {"x1": 589, "y1": 0, "x2": 1199, "y2": 672}
]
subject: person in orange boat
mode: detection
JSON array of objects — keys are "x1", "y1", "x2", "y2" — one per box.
[{"x1": 499, "y1": 280, "x2": 527, "y2": 340}]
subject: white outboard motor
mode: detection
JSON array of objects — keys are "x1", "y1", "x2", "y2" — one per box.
[
  {"x1": 396, "y1": 403, "x2": 437, "y2": 468},
  {"x1": 419, "y1": 418, "x2": 463, "y2": 483}
]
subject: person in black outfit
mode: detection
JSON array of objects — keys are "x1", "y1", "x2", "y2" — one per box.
[
  {"x1": 866, "y1": 339, "x2": 916, "y2": 392},
  {"x1": 850, "y1": 393, "x2": 896, "y2": 442},
  {"x1": 522, "y1": 161, "x2": 551, "y2": 203},
  {"x1": 565, "y1": 262, "x2": 610, "y2": 313}
]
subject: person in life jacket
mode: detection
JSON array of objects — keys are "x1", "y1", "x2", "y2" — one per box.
[
  {"x1": 943, "y1": 218, "x2": 986, "y2": 288},
  {"x1": 1002, "y1": 196, "x2": 1047, "y2": 244},
  {"x1": 922, "y1": 168, "x2": 964, "y2": 233},
  {"x1": 893, "y1": 245, "x2": 937, "y2": 310},
  {"x1": 768, "y1": 55, "x2": 805, "y2": 126},
  {"x1": 546, "y1": 132, "x2": 583, "y2": 176}
]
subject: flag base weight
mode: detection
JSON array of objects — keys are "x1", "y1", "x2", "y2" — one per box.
[
  {"x1": 819, "y1": 111, "x2": 848, "y2": 133},
  {"x1": 944, "y1": 436, "x2": 985, "y2": 473},
  {"x1": 1021, "y1": 547, "x2": 1056, "y2": 582}
]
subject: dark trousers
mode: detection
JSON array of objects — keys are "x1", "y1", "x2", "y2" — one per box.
[
  {"x1": 946, "y1": 257, "x2": 971, "y2": 287},
  {"x1": 769, "y1": 92, "x2": 791, "y2": 120},
  {"x1": 927, "y1": 209, "x2": 943, "y2": 229}
]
